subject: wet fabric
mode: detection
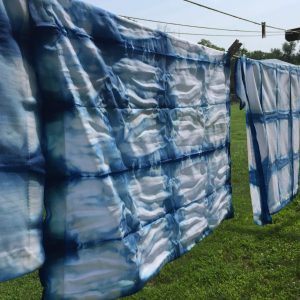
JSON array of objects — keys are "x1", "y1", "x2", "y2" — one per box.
[
  {"x1": 0, "y1": 0, "x2": 232, "y2": 298},
  {"x1": 0, "y1": 0, "x2": 45, "y2": 281},
  {"x1": 236, "y1": 57, "x2": 300, "y2": 225}
]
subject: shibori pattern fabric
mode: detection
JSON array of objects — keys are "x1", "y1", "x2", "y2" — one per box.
[
  {"x1": 31, "y1": 0, "x2": 233, "y2": 298},
  {"x1": 0, "y1": 0, "x2": 45, "y2": 281},
  {"x1": 236, "y1": 57, "x2": 300, "y2": 225},
  {"x1": 0, "y1": 0, "x2": 232, "y2": 298}
]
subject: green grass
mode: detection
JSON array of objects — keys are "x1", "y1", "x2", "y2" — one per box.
[{"x1": 1, "y1": 104, "x2": 299, "y2": 299}]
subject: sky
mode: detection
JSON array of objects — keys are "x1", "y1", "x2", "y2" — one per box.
[{"x1": 84, "y1": 0, "x2": 300, "y2": 52}]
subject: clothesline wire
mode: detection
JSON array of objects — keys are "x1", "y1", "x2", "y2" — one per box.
[
  {"x1": 120, "y1": 15, "x2": 282, "y2": 33},
  {"x1": 183, "y1": 0, "x2": 287, "y2": 31},
  {"x1": 166, "y1": 32, "x2": 284, "y2": 37}
]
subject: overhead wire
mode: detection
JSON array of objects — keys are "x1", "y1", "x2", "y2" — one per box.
[
  {"x1": 183, "y1": 0, "x2": 287, "y2": 31},
  {"x1": 120, "y1": 15, "x2": 282, "y2": 34},
  {"x1": 165, "y1": 32, "x2": 284, "y2": 37},
  {"x1": 120, "y1": 5, "x2": 295, "y2": 63},
  {"x1": 121, "y1": 3, "x2": 296, "y2": 40}
]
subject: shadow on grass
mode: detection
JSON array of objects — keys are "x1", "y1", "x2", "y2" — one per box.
[{"x1": 223, "y1": 213, "x2": 300, "y2": 243}]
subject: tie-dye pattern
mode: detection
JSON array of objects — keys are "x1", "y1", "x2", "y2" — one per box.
[
  {"x1": 0, "y1": 0, "x2": 232, "y2": 297},
  {"x1": 0, "y1": 0, "x2": 44, "y2": 281},
  {"x1": 236, "y1": 57, "x2": 300, "y2": 225}
]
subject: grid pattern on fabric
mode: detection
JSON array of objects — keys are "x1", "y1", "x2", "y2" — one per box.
[
  {"x1": 13, "y1": 0, "x2": 233, "y2": 298},
  {"x1": 236, "y1": 57, "x2": 300, "y2": 225},
  {"x1": 0, "y1": 0, "x2": 45, "y2": 282}
]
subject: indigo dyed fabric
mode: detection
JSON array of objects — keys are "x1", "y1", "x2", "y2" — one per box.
[
  {"x1": 0, "y1": 0, "x2": 44, "y2": 281},
  {"x1": 29, "y1": 1, "x2": 233, "y2": 298},
  {"x1": 0, "y1": 0, "x2": 232, "y2": 297},
  {"x1": 236, "y1": 57, "x2": 300, "y2": 225},
  {"x1": 29, "y1": 0, "x2": 233, "y2": 298}
]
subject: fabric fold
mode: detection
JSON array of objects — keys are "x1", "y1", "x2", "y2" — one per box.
[
  {"x1": 0, "y1": 0, "x2": 233, "y2": 297},
  {"x1": 0, "y1": 0, "x2": 45, "y2": 281},
  {"x1": 28, "y1": 0, "x2": 233, "y2": 298},
  {"x1": 235, "y1": 57, "x2": 300, "y2": 225}
]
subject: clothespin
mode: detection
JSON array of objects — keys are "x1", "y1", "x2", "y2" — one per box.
[
  {"x1": 227, "y1": 39, "x2": 242, "y2": 59},
  {"x1": 262, "y1": 22, "x2": 266, "y2": 38},
  {"x1": 285, "y1": 27, "x2": 300, "y2": 41}
]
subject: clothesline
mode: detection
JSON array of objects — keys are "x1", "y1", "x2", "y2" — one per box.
[
  {"x1": 183, "y1": 0, "x2": 286, "y2": 31},
  {"x1": 120, "y1": 15, "x2": 282, "y2": 33},
  {"x1": 165, "y1": 32, "x2": 283, "y2": 37},
  {"x1": 123, "y1": 2, "x2": 300, "y2": 38}
]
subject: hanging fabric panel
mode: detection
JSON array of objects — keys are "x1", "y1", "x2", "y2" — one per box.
[
  {"x1": 29, "y1": 0, "x2": 233, "y2": 298},
  {"x1": 0, "y1": 0, "x2": 233, "y2": 298},
  {"x1": 0, "y1": 0, "x2": 45, "y2": 281},
  {"x1": 236, "y1": 57, "x2": 300, "y2": 225}
]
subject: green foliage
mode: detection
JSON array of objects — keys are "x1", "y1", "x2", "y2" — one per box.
[
  {"x1": 200, "y1": 38, "x2": 300, "y2": 65},
  {"x1": 282, "y1": 42, "x2": 297, "y2": 58},
  {"x1": 0, "y1": 105, "x2": 299, "y2": 299},
  {"x1": 236, "y1": 41, "x2": 300, "y2": 64},
  {"x1": 198, "y1": 39, "x2": 225, "y2": 51}
]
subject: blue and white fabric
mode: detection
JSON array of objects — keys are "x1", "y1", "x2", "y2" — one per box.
[
  {"x1": 32, "y1": 0, "x2": 232, "y2": 298},
  {"x1": 0, "y1": 0, "x2": 45, "y2": 281},
  {"x1": 0, "y1": 0, "x2": 232, "y2": 298},
  {"x1": 236, "y1": 57, "x2": 300, "y2": 225}
]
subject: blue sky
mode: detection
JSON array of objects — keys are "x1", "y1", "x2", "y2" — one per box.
[{"x1": 85, "y1": 0, "x2": 300, "y2": 52}]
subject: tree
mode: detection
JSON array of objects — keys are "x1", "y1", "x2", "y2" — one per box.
[
  {"x1": 198, "y1": 39, "x2": 225, "y2": 51},
  {"x1": 248, "y1": 50, "x2": 270, "y2": 60},
  {"x1": 270, "y1": 48, "x2": 283, "y2": 59},
  {"x1": 282, "y1": 41, "x2": 296, "y2": 60},
  {"x1": 197, "y1": 39, "x2": 300, "y2": 65}
]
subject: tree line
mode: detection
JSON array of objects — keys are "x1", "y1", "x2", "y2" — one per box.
[{"x1": 198, "y1": 39, "x2": 300, "y2": 65}]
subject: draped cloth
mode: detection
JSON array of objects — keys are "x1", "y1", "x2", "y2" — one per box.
[
  {"x1": 0, "y1": 0, "x2": 45, "y2": 281},
  {"x1": 236, "y1": 57, "x2": 300, "y2": 225},
  {"x1": 0, "y1": 0, "x2": 233, "y2": 298}
]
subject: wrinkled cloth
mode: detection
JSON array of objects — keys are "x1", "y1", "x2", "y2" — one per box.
[
  {"x1": 0, "y1": 0, "x2": 232, "y2": 298},
  {"x1": 236, "y1": 57, "x2": 300, "y2": 225},
  {"x1": 0, "y1": 0, "x2": 45, "y2": 281}
]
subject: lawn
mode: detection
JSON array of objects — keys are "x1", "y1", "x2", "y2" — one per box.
[{"x1": 0, "y1": 104, "x2": 299, "y2": 300}]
